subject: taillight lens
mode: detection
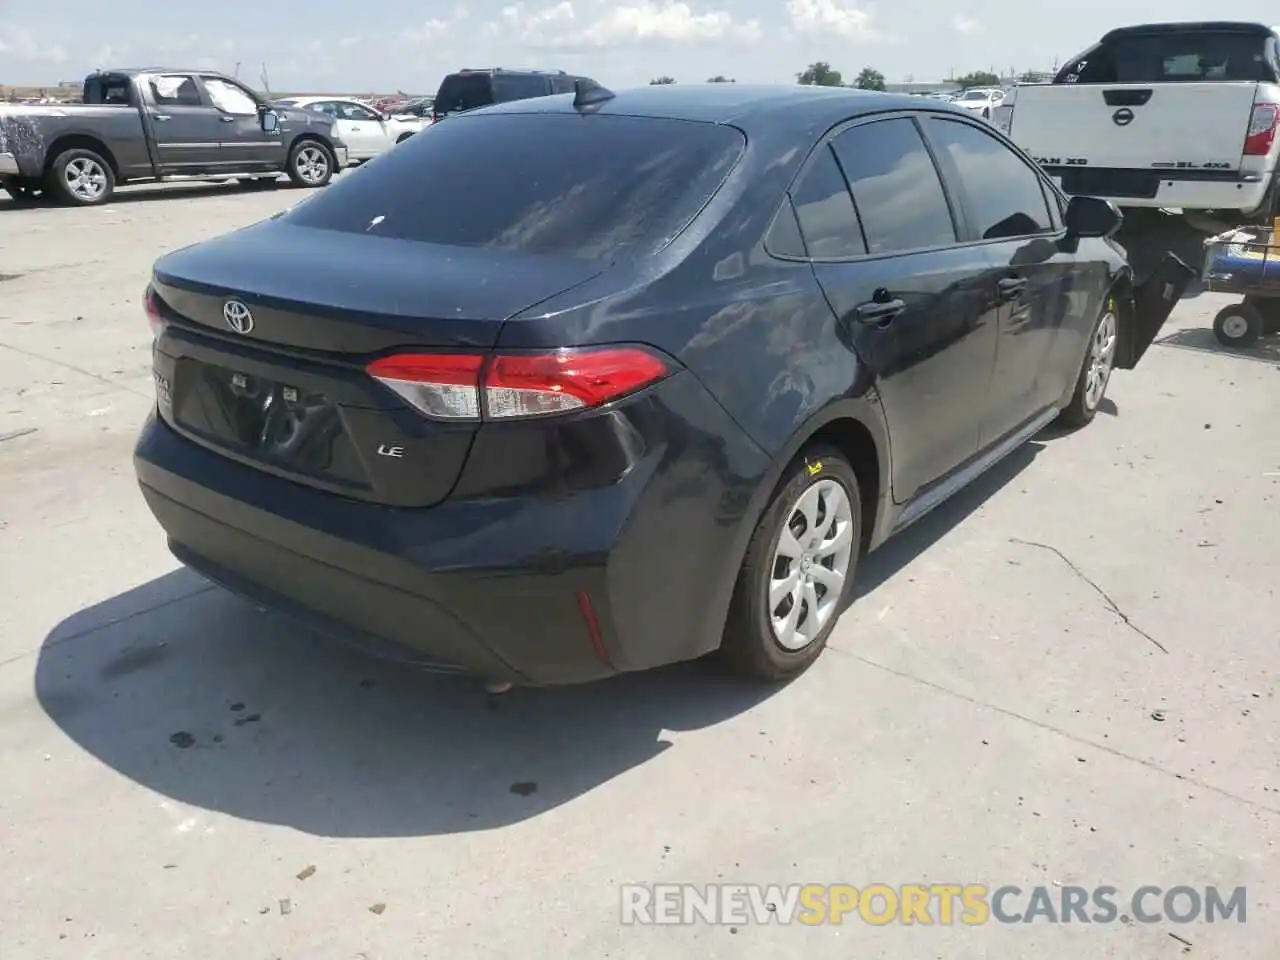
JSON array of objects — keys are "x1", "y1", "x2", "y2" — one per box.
[
  {"x1": 366, "y1": 346, "x2": 672, "y2": 422},
  {"x1": 1244, "y1": 103, "x2": 1280, "y2": 156},
  {"x1": 144, "y1": 285, "x2": 166, "y2": 339},
  {"x1": 366, "y1": 353, "x2": 485, "y2": 421}
]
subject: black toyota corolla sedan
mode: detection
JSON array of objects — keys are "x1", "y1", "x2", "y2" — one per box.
[{"x1": 135, "y1": 83, "x2": 1191, "y2": 686}]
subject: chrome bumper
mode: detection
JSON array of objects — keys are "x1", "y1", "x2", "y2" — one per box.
[{"x1": 0, "y1": 152, "x2": 20, "y2": 177}]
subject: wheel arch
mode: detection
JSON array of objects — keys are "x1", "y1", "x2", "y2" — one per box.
[{"x1": 43, "y1": 134, "x2": 119, "y2": 178}]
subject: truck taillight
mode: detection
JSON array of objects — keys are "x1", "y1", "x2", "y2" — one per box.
[
  {"x1": 366, "y1": 347, "x2": 672, "y2": 422},
  {"x1": 144, "y1": 285, "x2": 166, "y2": 339},
  {"x1": 1244, "y1": 103, "x2": 1280, "y2": 156}
]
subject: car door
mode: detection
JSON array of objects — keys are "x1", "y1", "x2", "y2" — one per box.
[
  {"x1": 805, "y1": 115, "x2": 999, "y2": 504},
  {"x1": 922, "y1": 114, "x2": 1085, "y2": 445},
  {"x1": 142, "y1": 73, "x2": 223, "y2": 172},
  {"x1": 337, "y1": 101, "x2": 396, "y2": 157},
  {"x1": 199, "y1": 75, "x2": 280, "y2": 168}
]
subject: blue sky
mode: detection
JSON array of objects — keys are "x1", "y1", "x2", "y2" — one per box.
[{"x1": 2, "y1": 0, "x2": 1275, "y2": 92}]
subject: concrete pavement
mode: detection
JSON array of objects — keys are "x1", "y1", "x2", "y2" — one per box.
[{"x1": 1, "y1": 181, "x2": 1277, "y2": 958}]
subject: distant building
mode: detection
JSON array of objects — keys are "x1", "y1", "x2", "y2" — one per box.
[{"x1": 884, "y1": 81, "x2": 961, "y2": 95}]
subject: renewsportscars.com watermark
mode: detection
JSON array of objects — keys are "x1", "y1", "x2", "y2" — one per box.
[{"x1": 621, "y1": 884, "x2": 1248, "y2": 926}]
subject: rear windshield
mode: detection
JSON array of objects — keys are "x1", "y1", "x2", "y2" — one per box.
[
  {"x1": 1062, "y1": 31, "x2": 1274, "y2": 83},
  {"x1": 282, "y1": 113, "x2": 746, "y2": 261},
  {"x1": 434, "y1": 74, "x2": 492, "y2": 115}
]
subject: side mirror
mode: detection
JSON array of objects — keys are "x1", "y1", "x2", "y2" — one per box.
[
  {"x1": 260, "y1": 110, "x2": 280, "y2": 134},
  {"x1": 1064, "y1": 195, "x2": 1123, "y2": 239}
]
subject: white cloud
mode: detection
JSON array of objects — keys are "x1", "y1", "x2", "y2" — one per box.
[
  {"x1": 951, "y1": 15, "x2": 980, "y2": 34},
  {"x1": 498, "y1": 0, "x2": 759, "y2": 48},
  {"x1": 785, "y1": 0, "x2": 877, "y2": 40},
  {"x1": 402, "y1": 6, "x2": 470, "y2": 43},
  {"x1": 0, "y1": 26, "x2": 68, "y2": 63}
]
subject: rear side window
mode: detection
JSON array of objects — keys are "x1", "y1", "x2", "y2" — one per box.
[
  {"x1": 492, "y1": 74, "x2": 551, "y2": 101},
  {"x1": 927, "y1": 118, "x2": 1053, "y2": 240},
  {"x1": 434, "y1": 74, "x2": 492, "y2": 114},
  {"x1": 149, "y1": 74, "x2": 202, "y2": 107},
  {"x1": 830, "y1": 118, "x2": 956, "y2": 255},
  {"x1": 283, "y1": 114, "x2": 745, "y2": 261},
  {"x1": 789, "y1": 146, "x2": 865, "y2": 258},
  {"x1": 550, "y1": 76, "x2": 577, "y2": 94},
  {"x1": 1067, "y1": 31, "x2": 1271, "y2": 83}
]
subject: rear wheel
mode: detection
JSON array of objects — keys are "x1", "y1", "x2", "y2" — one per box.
[
  {"x1": 1058, "y1": 296, "x2": 1118, "y2": 428},
  {"x1": 286, "y1": 139, "x2": 334, "y2": 188},
  {"x1": 722, "y1": 446, "x2": 861, "y2": 681},
  {"x1": 1213, "y1": 302, "x2": 1263, "y2": 348},
  {"x1": 46, "y1": 148, "x2": 115, "y2": 206}
]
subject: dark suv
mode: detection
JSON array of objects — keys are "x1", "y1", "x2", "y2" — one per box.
[{"x1": 431, "y1": 68, "x2": 596, "y2": 121}]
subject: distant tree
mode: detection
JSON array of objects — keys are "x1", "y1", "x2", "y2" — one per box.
[
  {"x1": 853, "y1": 67, "x2": 886, "y2": 91},
  {"x1": 650, "y1": 76, "x2": 677, "y2": 85},
  {"x1": 707, "y1": 75, "x2": 736, "y2": 83},
  {"x1": 955, "y1": 70, "x2": 1000, "y2": 88},
  {"x1": 797, "y1": 62, "x2": 843, "y2": 87}
]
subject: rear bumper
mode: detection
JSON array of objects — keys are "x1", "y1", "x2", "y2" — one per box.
[
  {"x1": 133, "y1": 371, "x2": 771, "y2": 685},
  {"x1": 1045, "y1": 167, "x2": 1272, "y2": 213}
]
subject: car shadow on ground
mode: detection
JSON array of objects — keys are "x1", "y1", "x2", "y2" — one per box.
[
  {"x1": 35, "y1": 440, "x2": 1039, "y2": 839},
  {"x1": 0, "y1": 180, "x2": 301, "y2": 210},
  {"x1": 1155, "y1": 327, "x2": 1280, "y2": 365}
]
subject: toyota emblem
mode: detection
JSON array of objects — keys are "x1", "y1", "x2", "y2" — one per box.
[
  {"x1": 1112, "y1": 108, "x2": 1135, "y2": 127},
  {"x1": 223, "y1": 299, "x2": 254, "y2": 334}
]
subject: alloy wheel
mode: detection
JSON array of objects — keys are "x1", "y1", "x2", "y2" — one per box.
[{"x1": 768, "y1": 478, "x2": 855, "y2": 651}]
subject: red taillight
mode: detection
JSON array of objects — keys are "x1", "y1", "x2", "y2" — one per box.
[
  {"x1": 1244, "y1": 103, "x2": 1280, "y2": 156},
  {"x1": 144, "y1": 285, "x2": 165, "y2": 339},
  {"x1": 365, "y1": 346, "x2": 672, "y2": 421},
  {"x1": 366, "y1": 353, "x2": 485, "y2": 421}
]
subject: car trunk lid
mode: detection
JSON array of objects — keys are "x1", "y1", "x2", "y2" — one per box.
[{"x1": 150, "y1": 220, "x2": 605, "y2": 507}]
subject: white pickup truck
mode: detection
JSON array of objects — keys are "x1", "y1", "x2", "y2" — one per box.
[{"x1": 1001, "y1": 21, "x2": 1280, "y2": 234}]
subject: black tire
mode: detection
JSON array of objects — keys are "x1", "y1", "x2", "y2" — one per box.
[
  {"x1": 722, "y1": 445, "x2": 862, "y2": 681},
  {"x1": 1212, "y1": 302, "x2": 1263, "y2": 348},
  {"x1": 285, "y1": 138, "x2": 335, "y2": 188},
  {"x1": 1058, "y1": 294, "x2": 1119, "y2": 428},
  {"x1": 46, "y1": 147, "x2": 115, "y2": 206}
]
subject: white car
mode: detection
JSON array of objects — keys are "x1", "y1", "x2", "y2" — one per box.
[
  {"x1": 272, "y1": 96, "x2": 427, "y2": 163},
  {"x1": 951, "y1": 87, "x2": 1006, "y2": 119}
]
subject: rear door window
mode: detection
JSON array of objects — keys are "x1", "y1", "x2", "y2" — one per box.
[
  {"x1": 830, "y1": 118, "x2": 956, "y2": 255},
  {"x1": 550, "y1": 76, "x2": 577, "y2": 94},
  {"x1": 787, "y1": 146, "x2": 865, "y2": 259},
  {"x1": 283, "y1": 113, "x2": 745, "y2": 261},
  {"x1": 491, "y1": 74, "x2": 551, "y2": 102},
  {"x1": 149, "y1": 74, "x2": 203, "y2": 107},
  {"x1": 434, "y1": 74, "x2": 493, "y2": 114}
]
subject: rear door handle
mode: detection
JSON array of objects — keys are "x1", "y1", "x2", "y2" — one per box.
[
  {"x1": 997, "y1": 277, "x2": 1028, "y2": 301},
  {"x1": 151, "y1": 113, "x2": 171, "y2": 121},
  {"x1": 854, "y1": 298, "x2": 906, "y2": 325}
]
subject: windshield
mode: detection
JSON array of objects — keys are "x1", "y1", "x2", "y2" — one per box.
[{"x1": 281, "y1": 113, "x2": 745, "y2": 261}]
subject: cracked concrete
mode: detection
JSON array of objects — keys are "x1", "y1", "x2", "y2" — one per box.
[{"x1": 0, "y1": 181, "x2": 1277, "y2": 959}]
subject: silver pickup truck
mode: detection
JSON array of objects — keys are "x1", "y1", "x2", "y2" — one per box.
[{"x1": 0, "y1": 68, "x2": 349, "y2": 206}]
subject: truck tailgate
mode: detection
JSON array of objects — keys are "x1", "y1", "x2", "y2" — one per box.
[{"x1": 1011, "y1": 82, "x2": 1260, "y2": 170}]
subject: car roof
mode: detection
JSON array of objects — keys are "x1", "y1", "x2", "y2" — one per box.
[
  {"x1": 474, "y1": 83, "x2": 965, "y2": 130},
  {"x1": 445, "y1": 67, "x2": 572, "y2": 77},
  {"x1": 1100, "y1": 21, "x2": 1276, "y2": 41}
]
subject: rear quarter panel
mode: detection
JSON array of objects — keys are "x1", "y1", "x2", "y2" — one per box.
[{"x1": 0, "y1": 104, "x2": 151, "y2": 178}]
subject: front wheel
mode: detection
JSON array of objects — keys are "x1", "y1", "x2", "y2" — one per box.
[
  {"x1": 286, "y1": 140, "x2": 334, "y2": 188},
  {"x1": 722, "y1": 446, "x2": 861, "y2": 681},
  {"x1": 47, "y1": 148, "x2": 115, "y2": 206},
  {"x1": 1058, "y1": 297, "x2": 1118, "y2": 428},
  {"x1": 1213, "y1": 302, "x2": 1263, "y2": 348}
]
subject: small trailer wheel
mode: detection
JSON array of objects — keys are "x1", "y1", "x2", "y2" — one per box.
[{"x1": 1212, "y1": 302, "x2": 1264, "y2": 348}]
